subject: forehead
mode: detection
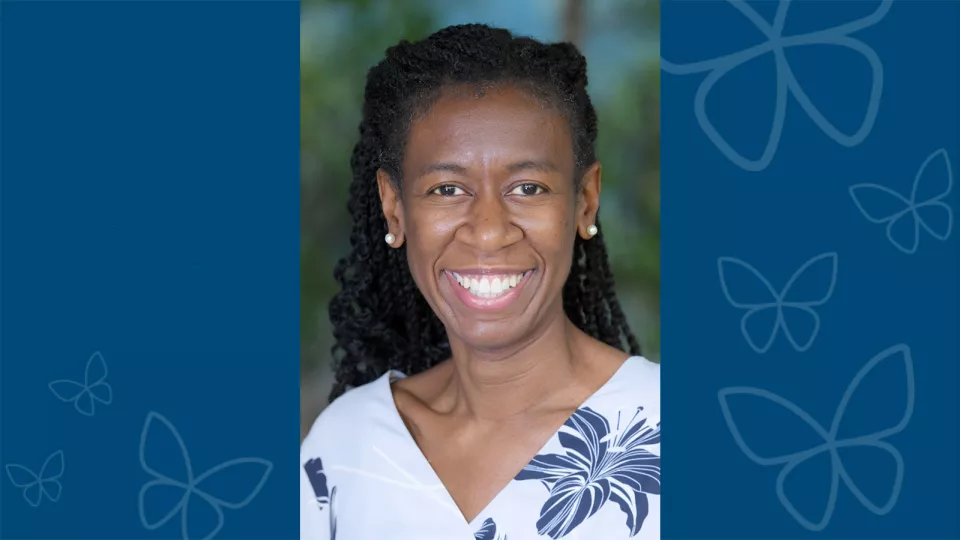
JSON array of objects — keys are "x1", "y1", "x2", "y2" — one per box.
[{"x1": 403, "y1": 85, "x2": 574, "y2": 175}]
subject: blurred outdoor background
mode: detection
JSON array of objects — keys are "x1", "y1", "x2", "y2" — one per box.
[{"x1": 301, "y1": 0, "x2": 660, "y2": 439}]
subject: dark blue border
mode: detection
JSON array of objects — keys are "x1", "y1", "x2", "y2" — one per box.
[
  {"x1": 662, "y1": 0, "x2": 958, "y2": 538},
  {"x1": 1, "y1": 1, "x2": 299, "y2": 538}
]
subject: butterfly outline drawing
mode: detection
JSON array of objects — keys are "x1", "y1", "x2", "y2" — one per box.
[
  {"x1": 661, "y1": 0, "x2": 893, "y2": 172},
  {"x1": 718, "y1": 343, "x2": 914, "y2": 531},
  {"x1": 5, "y1": 450, "x2": 65, "y2": 508},
  {"x1": 138, "y1": 411, "x2": 273, "y2": 540},
  {"x1": 718, "y1": 252, "x2": 838, "y2": 354},
  {"x1": 49, "y1": 350, "x2": 113, "y2": 416},
  {"x1": 849, "y1": 148, "x2": 953, "y2": 254}
]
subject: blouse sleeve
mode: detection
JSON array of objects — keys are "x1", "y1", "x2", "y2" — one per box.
[{"x1": 300, "y1": 463, "x2": 332, "y2": 540}]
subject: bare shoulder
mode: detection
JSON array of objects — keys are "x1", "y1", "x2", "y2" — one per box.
[
  {"x1": 573, "y1": 329, "x2": 635, "y2": 372},
  {"x1": 571, "y1": 329, "x2": 659, "y2": 400},
  {"x1": 390, "y1": 358, "x2": 454, "y2": 418}
]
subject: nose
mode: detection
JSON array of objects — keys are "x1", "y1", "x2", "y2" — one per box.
[{"x1": 457, "y1": 190, "x2": 522, "y2": 252}]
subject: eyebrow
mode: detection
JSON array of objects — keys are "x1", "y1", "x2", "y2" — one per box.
[
  {"x1": 505, "y1": 160, "x2": 558, "y2": 174},
  {"x1": 418, "y1": 162, "x2": 469, "y2": 178},
  {"x1": 418, "y1": 159, "x2": 558, "y2": 178}
]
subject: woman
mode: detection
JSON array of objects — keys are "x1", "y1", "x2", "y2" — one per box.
[{"x1": 301, "y1": 24, "x2": 660, "y2": 540}]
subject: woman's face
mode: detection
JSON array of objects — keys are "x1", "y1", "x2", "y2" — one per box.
[{"x1": 378, "y1": 85, "x2": 600, "y2": 352}]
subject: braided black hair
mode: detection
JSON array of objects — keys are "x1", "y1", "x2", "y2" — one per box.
[{"x1": 328, "y1": 24, "x2": 640, "y2": 402}]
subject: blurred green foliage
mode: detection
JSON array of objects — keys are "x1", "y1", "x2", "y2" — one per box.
[{"x1": 300, "y1": 0, "x2": 660, "y2": 390}]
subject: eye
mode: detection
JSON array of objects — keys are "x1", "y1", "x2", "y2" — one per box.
[
  {"x1": 430, "y1": 184, "x2": 466, "y2": 197},
  {"x1": 510, "y1": 183, "x2": 546, "y2": 196}
]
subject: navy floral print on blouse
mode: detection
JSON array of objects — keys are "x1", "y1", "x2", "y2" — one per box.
[
  {"x1": 474, "y1": 517, "x2": 508, "y2": 540},
  {"x1": 304, "y1": 458, "x2": 338, "y2": 540},
  {"x1": 300, "y1": 356, "x2": 660, "y2": 539},
  {"x1": 515, "y1": 407, "x2": 661, "y2": 538}
]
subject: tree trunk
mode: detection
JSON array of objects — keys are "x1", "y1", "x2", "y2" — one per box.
[{"x1": 562, "y1": 0, "x2": 586, "y2": 48}]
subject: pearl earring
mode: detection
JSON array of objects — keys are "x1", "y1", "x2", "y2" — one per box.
[
  {"x1": 385, "y1": 233, "x2": 396, "y2": 245},
  {"x1": 587, "y1": 224, "x2": 598, "y2": 237}
]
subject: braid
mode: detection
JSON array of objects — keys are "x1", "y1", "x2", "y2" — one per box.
[{"x1": 328, "y1": 24, "x2": 640, "y2": 402}]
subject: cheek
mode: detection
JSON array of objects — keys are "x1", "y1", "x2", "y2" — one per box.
[
  {"x1": 407, "y1": 207, "x2": 460, "y2": 246},
  {"x1": 403, "y1": 208, "x2": 458, "y2": 279},
  {"x1": 515, "y1": 205, "x2": 575, "y2": 252},
  {"x1": 513, "y1": 206, "x2": 577, "y2": 288}
]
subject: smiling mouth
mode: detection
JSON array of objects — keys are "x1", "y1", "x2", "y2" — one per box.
[{"x1": 448, "y1": 270, "x2": 533, "y2": 299}]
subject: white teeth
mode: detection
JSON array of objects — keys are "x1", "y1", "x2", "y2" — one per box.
[{"x1": 452, "y1": 271, "x2": 529, "y2": 299}]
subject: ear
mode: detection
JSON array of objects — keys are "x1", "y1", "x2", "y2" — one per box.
[
  {"x1": 377, "y1": 169, "x2": 406, "y2": 248},
  {"x1": 575, "y1": 162, "x2": 602, "y2": 239}
]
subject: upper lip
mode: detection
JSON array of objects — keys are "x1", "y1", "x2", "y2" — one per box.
[{"x1": 444, "y1": 268, "x2": 534, "y2": 276}]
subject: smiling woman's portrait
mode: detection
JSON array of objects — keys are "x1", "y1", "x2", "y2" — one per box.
[{"x1": 300, "y1": 6, "x2": 659, "y2": 540}]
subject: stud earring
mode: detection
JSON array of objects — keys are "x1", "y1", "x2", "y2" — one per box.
[
  {"x1": 385, "y1": 233, "x2": 396, "y2": 245},
  {"x1": 587, "y1": 224, "x2": 598, "y2": 237}
]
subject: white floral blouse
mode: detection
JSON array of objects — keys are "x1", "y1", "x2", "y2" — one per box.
[{"x1": 300, "y1": 356, "x2": 661, "y2": 540}]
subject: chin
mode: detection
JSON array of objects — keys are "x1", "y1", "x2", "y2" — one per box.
[{"x1": 454, "y1": 319, "x2": 532, "y2": 352}]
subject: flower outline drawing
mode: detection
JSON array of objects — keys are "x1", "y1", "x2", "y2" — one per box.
[
  {"x1": 850, "y1": 148, "x2": 953, "y2": 254},
  {"x1": 49, "y1": 350, "x2": 113, "y2": 416},
  {"x1": 718, "y1": 252, "x2": 838, "y2": 354},
  {"x1": 5, "y1": 450, "x2": 65, "y2": 508},
  {"x1": 138, "y1": 411, "x2": 273, "y2": 540},
  {"x1": 662, "y1": 0, "x2": 893, "y2": 171},
  {"x1": 718, "y1": 343, "x2": 914, "y2": 531}
]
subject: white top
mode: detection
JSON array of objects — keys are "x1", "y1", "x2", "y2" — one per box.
[{"x1": 300, "y1": 356, "x2": 661, "y2": 540}]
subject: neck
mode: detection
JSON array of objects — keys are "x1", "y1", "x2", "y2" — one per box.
[{"x1": 441, "y1": 310, "x2": 590, "y2": 421}]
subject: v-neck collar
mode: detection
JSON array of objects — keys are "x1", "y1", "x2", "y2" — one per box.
[{"x1": 378, "y1": 356, "x2": 640, "y2": 533}]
